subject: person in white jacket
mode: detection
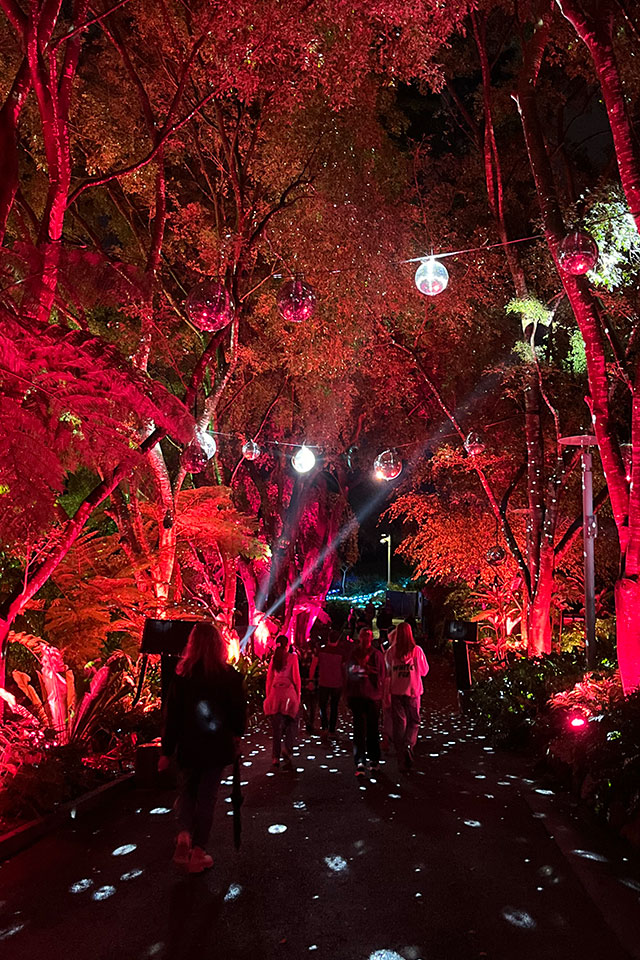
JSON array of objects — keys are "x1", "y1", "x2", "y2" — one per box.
[{"x1": 385, "y1": 621, "x2": 429, "y2": 771}]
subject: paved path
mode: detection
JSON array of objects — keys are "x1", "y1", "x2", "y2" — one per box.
[{"x1": 1, "y1": 657, "x2": 639, "y2": 960}]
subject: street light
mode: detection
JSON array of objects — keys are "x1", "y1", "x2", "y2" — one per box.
[
  {"x1": 380, "y1": 534, "x2": 391, "y2": 587},
  {"x1": 559, "y1": 434, "x2": 598, "y2": 669}
]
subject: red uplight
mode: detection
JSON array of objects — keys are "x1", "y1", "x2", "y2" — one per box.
[{"x1": 570, "y1": 716, "x2": 586, "y2": 728}]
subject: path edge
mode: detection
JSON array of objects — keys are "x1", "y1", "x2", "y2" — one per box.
[{"x1": 0, "y1": 773, "x2": 134, "y2": 862}]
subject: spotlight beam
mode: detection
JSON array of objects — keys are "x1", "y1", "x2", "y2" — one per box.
[{"x1": 242, "y1": 374, "x2": 500, "y2": 650}]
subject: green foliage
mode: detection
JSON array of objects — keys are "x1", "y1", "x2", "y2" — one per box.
[
  {"x1": 468, "y1": 650, "x2": 588, "y2": 745},
  {"x1": 564, "y1": 329, "x2": 587, "y2": 375},
  {"x1": 506, "y1": 296, "x2": 553, "y2": 331},
  {"x1": 4, "y1": 634, "x2": 132, "y2": 746},
  {"x1": 544, "y1": 685, "x2": 640, "y2": 831},
  {"x1": 0, "y1": 744, "x2": 113, "y2": 820},
  {"x1": 584, "y1": 188, "x2": 640, "y2": 291},
  {"x1": 0, "y1": 717, "x2": 47, "y2": 785},
  {"x1": 234, "y1": 653, "x2": 269, "y2": 727}
]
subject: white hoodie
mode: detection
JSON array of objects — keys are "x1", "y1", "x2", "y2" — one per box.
[{"x1": 385, "y1": 644, "x2": 429, "y2": 698}]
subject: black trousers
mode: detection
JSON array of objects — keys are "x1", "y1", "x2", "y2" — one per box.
[
  {"x1": 318, "y1": 686, "x2": 341, "y2": 732},
  {"x1": 177, "y1": 764, "x2": 224, "y2": 849},
  {"x1": 347, "y1": 696, "x2": 380, "y2": 765}
]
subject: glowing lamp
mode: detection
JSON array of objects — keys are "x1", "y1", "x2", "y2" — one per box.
[
  {"x1": 374, "y1": 449, "x2": 402, "y2": 481},
  {"x1": 558, "y1": 231, "x2": 598, "y2": 275},
  {"x1": 242, "y1": 439, "x2": 261, "y2": 461},
  {"x1": 486, "y1": 545, "x2": 506, "y2": 565},
  {"x1": 415, "y1": 257, "x2": 449, "y2": 296},
  {"x1": 253, "y1": 618, "x2": 271, "y2": 657},
  {"x1": 291, "y1": 444, "x2": 316, "y2": 474},
  {"x1": 570, "y1": 715, "x2": 586, "y2": 729},
  {"x1": 181, "y1": 430, "x2": 217, "y2": 473},
  {"x1": 277, "y1": 277, "x2": 316, "y2": 323},
  {"x1": 464, "y1": 431, "x2": 486, "y2": 456},
  {"x1": 186, "y1": 280, "x2": 234, "y2": 332}
]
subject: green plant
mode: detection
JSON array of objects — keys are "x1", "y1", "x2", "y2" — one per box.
[
  {"x1": 235, "y1": 653, "x2": 269, "y2": 727},
  {"x1": 469, "y1": 578, "x2": 522, "y2": 657},
  {"x1": 3, "y1": 633, "x2": 131, "y2": 746},
  {"x1": 548, "y1": 672, "x2": 623, "y2": 717},
  {"x1": 0, "y1": 744, "x2": 113, "y2": 820},
  {"x1": 468, "y1": 650, "x2": 588, "y2": 745}
]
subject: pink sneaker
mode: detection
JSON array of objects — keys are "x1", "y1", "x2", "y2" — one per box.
[
  {"x1": 188, "y1": 847, "x2": 214, "y2": 873},
  {"x1": 172, "y1": 831, "x2": 191, "y2": 865}
]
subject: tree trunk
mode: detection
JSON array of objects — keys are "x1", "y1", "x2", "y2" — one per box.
[
  {"x1": 527, "y1": 543, "x2": 554, "y2": 656},
  {"x1": 515, "y1": 11, "x2": 640, "y2": 689},
  {"x1": 614, "y1": 578, "x2": 640, "y2": 694},
  {"x1": 557, "y1": 0, "x2": 640, "y2": 234},
  {"x1": 0, "y1": 59, "x2": 31, "y2": 244}
]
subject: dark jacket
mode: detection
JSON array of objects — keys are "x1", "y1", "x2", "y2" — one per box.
[
  {"x1": 162, "y1": 664, "x2": 246, "y2": 769},
  {"x1": 345, "y1": 646, "x2": 385, "y2": 701}
]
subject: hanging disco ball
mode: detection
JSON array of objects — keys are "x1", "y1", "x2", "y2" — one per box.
[
  {"x1": 277, "y1": 277, "x2": 316, "y2": 323},
  {"x1": 415, "y1": 257, "x2": 449, "y2": 296},
  {"x1": 373, "y1": 449, "x2": 402, "y2": 481},
  {"x1": 486, "y1": 544, "x2": 506, "y2": 566},
  {"x1": 181, "y1": 431, "x2": 217, "y2": 473},
  {"x1": 242, "y1": 439, "x2": 261, "y2": 461},
  {"x1": 186, "y1": 280, "x2": 234, "y2": 332},
  {"x1": 464, "y1": 431, "x2": 486, "y2": 457},
  {"x1": 291, "y1": 444, "x2": 316, "y2": 474},
  {"x1": 558, "y1": 231, "x2": 598, "y2": 276}
]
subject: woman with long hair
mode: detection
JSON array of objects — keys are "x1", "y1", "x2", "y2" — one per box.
[
  {"x1": 159, "y1": 622, "x2": 246, "y2": 873},
  {"x1": 385, "y1": 621, "x2": 429, "y2": 772},
  {"x1": 264, "y1": 635, "x2": 301, "y2": 769}
]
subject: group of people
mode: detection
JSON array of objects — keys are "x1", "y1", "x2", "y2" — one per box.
[
  {"x1": 264, "y1": 623, "x2": 428, "y2": 776},
  {"x1": 159, "y1": 617, "x2": 428, "y2": 872}
]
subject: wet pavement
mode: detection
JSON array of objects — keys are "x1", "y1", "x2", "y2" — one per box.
[{"x1": 1, "y1": 657, "x2": 639, "y2": 960}]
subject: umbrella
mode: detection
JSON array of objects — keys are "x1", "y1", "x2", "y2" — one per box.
[{"x1": 231, "y1": 753, "x2": 244, "y2": 850}]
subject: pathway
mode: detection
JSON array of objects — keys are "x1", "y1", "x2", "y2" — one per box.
[{"x1": 1, "y1": 657, "x2": 639, "y2": 960}]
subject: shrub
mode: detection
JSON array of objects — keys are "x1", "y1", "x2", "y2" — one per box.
[
  {"x1": 468, "y1": 650, "x2": 588, "y2": 746},
  {"x1": 235, "y1": 654, "x2": 269, "y2": 726}
]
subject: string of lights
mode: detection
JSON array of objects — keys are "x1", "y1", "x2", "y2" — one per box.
[{"x1": 183, "y1": 208, "x2": 639, "y2": 478}]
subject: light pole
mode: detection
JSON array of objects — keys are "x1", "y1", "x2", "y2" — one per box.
[
  {"x1": 380, "y1": 534, "x2": 392, "y2": 587},
  {"x1": 559, "y1": 435, "x2": 598, "y2": 669}
]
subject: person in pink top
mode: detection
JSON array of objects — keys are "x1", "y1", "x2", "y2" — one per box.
[
  {"x1": 385, "y1": 621, "x2": 429, "y2": 772},
  {"x1": 264, "y1": 635, "x2": 301, "y2": 770}
]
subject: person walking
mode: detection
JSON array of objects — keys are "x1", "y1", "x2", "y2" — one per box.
[
  {"x1": 345, "y1": 628, "x2": 385, "y2": 775},
  {"x1": 385, "y1": 621, "x2": 429, "y2": 772},
  {"x1": 264, "y1": 635, "x2": 301, "y2": 769},
  {"x1": 299, "y1": 638, "x2": 318, "y2": 734},
  {"x1": 159, "y1": 622, "x2": 246, "y2": 873},
  {"x1": 309, "y1": 629, "x2": 345, "y2": 742},
  {"x1": 376, "y1": 600, "x2": 394, "y2": 647}
]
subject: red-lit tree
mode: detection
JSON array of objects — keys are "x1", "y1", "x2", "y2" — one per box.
[
  {"x1": 513, "y1": 0, "x2": 640, "y2": 691},
  {"x1": 0, "y1": 0, "x2": 473, "y2": 677}
]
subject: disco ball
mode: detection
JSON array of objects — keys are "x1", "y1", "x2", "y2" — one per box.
[
  {"x1": 373, "y1": 449, "x2": 402, "y2": 481},
  {"x1": 186, "y1": 281, "x2": 234, "y2": 332},
  {"x1": 486, "y1": 544, "x2": 506, "y2": 566},
  {"x1": 291, "y1": 444, "x2": 316, "y2": 474},
  {"x1": 242, "y1": 439, "x2": 261, "y2": 461},
  {"x1": 181, "y1": 431, "x2": 217, "y2": 473},
  {"x1": 558, "y1": 231, "x2": 598, "y2": 276},
  {"x1": 415, "y1": 257, "x2": 449, "y2": 296},
  {"x1": 277, "y1": 277, "x2": 316, "y2": 323},
  {"x1": 464, "y1": 431, "x2": 486, "y2": 457}
]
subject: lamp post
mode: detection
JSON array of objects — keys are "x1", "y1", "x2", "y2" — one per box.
[
  {"x1": 559, "y1": 435, "x2": 598, "y2": 669},
  {"x1": 380, "y1": 534, "x2": 392, "y2": 587}
]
